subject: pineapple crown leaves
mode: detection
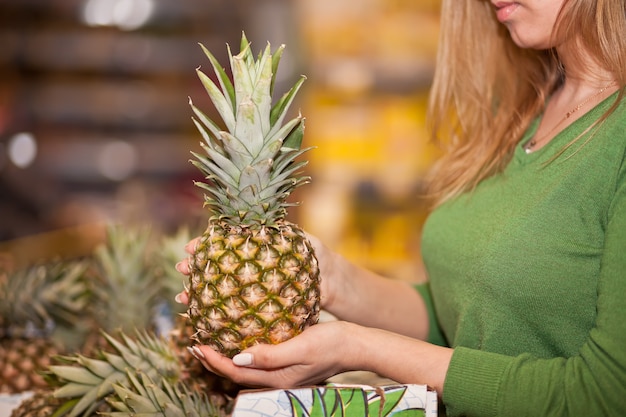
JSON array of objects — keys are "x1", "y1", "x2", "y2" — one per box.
[
  {"x1": 0, "y1": 259, "x2": 90, "y2": 336},
  {"x1": 93, "y1": 225, "x2": 153, "y2": 287},
  {"x1": 104, "y1": 371, "x2": 223, "y2": 417},
  {"x1": 91, "y1": 224, "x2": 163, "y2": 332},
  {"x1": 48, "y1": 330, "x2": 180, "y2": 417},
  {"x1": 189, "y1": 31, "x2": 312, "y2": 226}
]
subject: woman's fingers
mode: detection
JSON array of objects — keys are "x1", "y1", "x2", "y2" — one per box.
[
  {"x1": 175, "y1": 259, "x2": 190, "y2": 275},
  {"x1": 188, "y1": 345, "x2": 232, "y2": 378},
  {"x1": 189, "y1": 345, "x2": 269, "y2": 387},
  {"x1": 174, "y1": 291, "x2": 189, "y2": 305},
  {"x1": 175, "y1": 237, "x2": 201, "y2": 275},
  {"x1": 173, "y1": 237, "x2": 201, "y2": 304},
  {"x1": 232, "y1": 336, "x2": 310, "y2": 370},
  {"x1": 185, "y1": 237, "x2": 201, "y2": 254},
  {"x1": 189, "y1": 322, "x2": 349, "y2": 388}
]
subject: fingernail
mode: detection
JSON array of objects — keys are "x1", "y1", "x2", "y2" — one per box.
[
  {"x1": 188, "y1": 346, "x2": 205, "y2": 360},
  {"x1": 233, "y1": 352, "x2": 253, "y2": 366},
  {"x1": 174, "y1": 293, "x2": 183, "y2": 304}
]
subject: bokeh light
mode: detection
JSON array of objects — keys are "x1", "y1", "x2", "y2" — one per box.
[
  {"x1": 7, "y1": 132, "x2": 38, "y2": 169},
  {"x1": 82, "y1": 0, "x2": 155, "y2": 31},
  {"x1": 97, "y1": 140, "x2": 137, "y2": 181}
]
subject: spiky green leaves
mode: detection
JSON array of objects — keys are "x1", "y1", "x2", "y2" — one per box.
[
  {"x1": 48, "y1": 331, "x2": 180, "y2": 417},
  {"x1": 0, "y1": 260, "x2": 90, "y2": 338},
  {"x1": 105, "y1": 372, "x2": 221, "y2": 417},
  {"x1": 190, "y1": 32, "x2": 311, "y2": 226},
  {"x1": 91, "y1": 225, "x2": 161, "y2": 333}
]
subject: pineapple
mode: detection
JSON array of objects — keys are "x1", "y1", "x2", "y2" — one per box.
[
  {"x1": 0, "y1": 337, "x2": 64, "y2": 393},
  {"x1": 81, "y1": 224, "x2": 162, "y2": 355},
  {"x1": 0, "y1": 260, "x2": 90, "y2": 340},
  {"x1": 185, "y1": 33, "x2": 320, "y2": 358},
  {"x1": 34, "y1": 329, "x2": 228, "y2": 417},
  {"x1": 7, "y1": 227, "x2": 237, "y2": 417},
  {"x1": 46, "y1": 330, "x2": 181, "y2": 417},
  {"x1": 0, "y1": 260, "x2": 90, "y2": 394},
  {"x1": 90, "y1": 224, "x2": 159, "y2": 333}
]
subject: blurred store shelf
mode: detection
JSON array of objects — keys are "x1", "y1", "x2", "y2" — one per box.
[
  {"x1": 1, "y1": 0, "x2": 440, "y2": 281},
  {"x1": 0, "y1": 0, "x2": 300, "y2": 247}
]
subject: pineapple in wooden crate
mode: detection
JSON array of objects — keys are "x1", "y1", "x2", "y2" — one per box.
[{"x1": 185, "y1": 33, "x2": 321, "y2": 358}]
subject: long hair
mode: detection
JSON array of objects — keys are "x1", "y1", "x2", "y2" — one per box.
[{"x1": 425, "y1": 0, "x2": 626, "y2": 207}]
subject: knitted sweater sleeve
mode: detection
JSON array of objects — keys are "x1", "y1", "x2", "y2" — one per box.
[{"x1": 442, "y1": 152, "x2": 626, "y2": 417}]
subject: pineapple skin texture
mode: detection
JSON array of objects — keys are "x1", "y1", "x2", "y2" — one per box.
[{"x1": 187, "y1": 220, "x2": 321, "y2": 358}]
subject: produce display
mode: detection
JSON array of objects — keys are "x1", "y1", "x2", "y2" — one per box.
[{"x1": 1, "y1": 225, "x2": 238, "y2": 417}]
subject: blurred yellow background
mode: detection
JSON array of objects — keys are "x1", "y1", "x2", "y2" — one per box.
[{"x1": 0, "y1": 0, "x2": 441, "y2": 282}]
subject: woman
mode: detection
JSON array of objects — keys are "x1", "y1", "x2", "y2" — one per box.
[{"x1": 176, "y1": 0, "x2": 626, "y2": 415}]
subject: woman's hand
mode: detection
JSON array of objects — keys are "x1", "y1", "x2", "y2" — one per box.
[
  {"x1": 185, "y1": 319, "x2": 452, "y2": 395},
  {"x1": 187, "y1": 321, "x2": 357, "y2": 388},
  {"x1": 173, "y1": 233, "x2": 450, "y2": 394}
]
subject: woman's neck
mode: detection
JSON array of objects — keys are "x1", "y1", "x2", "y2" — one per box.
[{"x1": 556, "y1": 45, "x2": 617, "y2": 94}]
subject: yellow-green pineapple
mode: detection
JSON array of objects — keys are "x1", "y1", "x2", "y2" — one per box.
[{"x1": 186, "y1": 33, "x2": 321, "y2": 358}]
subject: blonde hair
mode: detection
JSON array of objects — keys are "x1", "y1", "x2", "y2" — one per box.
[{"x1": 425, "y1": 0, "x2": 626, "y2": 206}]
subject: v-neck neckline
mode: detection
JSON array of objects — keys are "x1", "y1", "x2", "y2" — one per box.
[{"x1": 513, "y1": 91, "x2": 620, "y2": 165}]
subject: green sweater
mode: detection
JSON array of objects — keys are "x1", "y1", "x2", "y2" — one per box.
[{"x1": 418, "y1": 92, "x2": 626, "y2": 417}]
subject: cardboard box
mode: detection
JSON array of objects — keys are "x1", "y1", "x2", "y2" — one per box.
[
  {"x1": 232, "y1": 384, "x2": 437, "y2": 417},
  {"x1": 1, "y1": 392, "x2": 34, "y2": 417}
]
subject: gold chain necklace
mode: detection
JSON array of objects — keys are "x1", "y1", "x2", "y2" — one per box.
[{"x1": 524, "y1": 82, "x2": 616, "y2": 154}]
